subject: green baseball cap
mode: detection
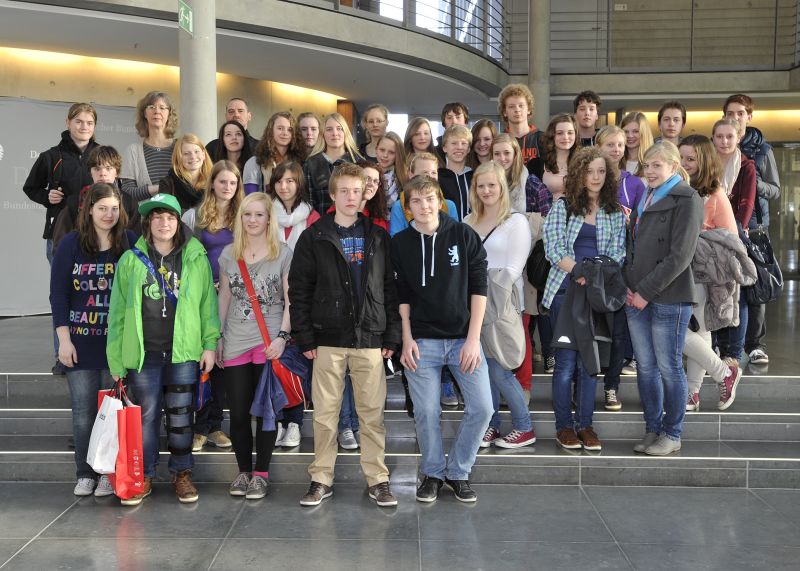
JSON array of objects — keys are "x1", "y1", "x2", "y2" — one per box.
[{"x1": 139, "y1": 193, "x2": 182, "y2": 217}]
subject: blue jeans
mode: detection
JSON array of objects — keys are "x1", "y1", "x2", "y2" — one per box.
[
  {"x1": 487, "y1": 357, "x2": 532, "y2": 432},
  {"x1": 604, "y1": 308, "x2": 629, "y2": 391},
  {"x1": 337, "y1": 372, "x2": 360, "y2": 432},
  {"x1": 127, "y1": 352, "x2": 197, "y2": 478},
  {"x1": 717, "y1": 288, "x2": 749, "y2": 361},
  {"x1": 625, "y1": 302, "x2": 692, "y2": 440},
  {"x1": 66, "y1": 368, "x2": 115, "y2": 479},
  {"x1": 549, "y1": 293, "x2": 598, "y2": 431},
  {"x1": 404, "y1": 338, "x2": 493, "y2": 481}
]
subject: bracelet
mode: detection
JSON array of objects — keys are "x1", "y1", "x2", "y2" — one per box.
[{"x1": 277, "y1": 330, "x2": 291, "y2": 342}]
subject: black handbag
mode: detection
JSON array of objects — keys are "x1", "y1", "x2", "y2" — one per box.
[
  {"x1": 743, "y1": 201, "x2": 783, "y2": 305},
  {"x1": 526, "y1": 239, "x2": 550, "y2": 291}
]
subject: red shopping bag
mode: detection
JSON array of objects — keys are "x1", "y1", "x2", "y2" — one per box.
[{"x1": 109, "y1": 384, "x2": 145, "y2": 500}]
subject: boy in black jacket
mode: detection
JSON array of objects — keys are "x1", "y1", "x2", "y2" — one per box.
[
  {"x1": 437, "y1": 124, "x2": 473, "y2": 221},
  {"x1": 391, "y1": 175, "x2": 493, "y2": 504},
  {"x1": 289, "y1": 163, "x2": 401, "y2": 508}
]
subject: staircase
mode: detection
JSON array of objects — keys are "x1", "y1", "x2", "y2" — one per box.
[{"x1": 1, "y1": 367, "x2": 798, "y2": 489}]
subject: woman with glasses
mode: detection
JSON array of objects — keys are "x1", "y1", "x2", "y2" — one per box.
[{"x1": 120, "y1": 91, "x2": 178, "y2": 201}]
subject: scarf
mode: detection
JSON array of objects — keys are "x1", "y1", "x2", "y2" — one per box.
[
  {"x1": 721, "y1": 148, "x2": 742, "y2": 199},
  {"x1": 274, "y1": 201, "x2": 312, "y2": 250},
  {"x1": 634, "y1": 173, "x2": 682, "y2": 239},
  {"x1": 384, "y1": 169, "x2": 400, "y2": 210}
]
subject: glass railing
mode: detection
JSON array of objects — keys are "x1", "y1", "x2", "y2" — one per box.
[{"x1": 281, "y1": 0, "x2": 509, "y2": 68}]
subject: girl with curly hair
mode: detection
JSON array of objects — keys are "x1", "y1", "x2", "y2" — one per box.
[{"x1": 542, "y1": 147, "x2": 626, "y2": 452}]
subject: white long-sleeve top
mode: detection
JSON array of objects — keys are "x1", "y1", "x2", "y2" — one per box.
[{"x1": 478, "y1": 212, "x2": 532, "y2": 311}]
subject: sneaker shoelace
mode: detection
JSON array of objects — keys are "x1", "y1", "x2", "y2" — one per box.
[
  {"x1": 719, "y1": 382, "x2": 730, "y2": 401},
  {"x1": 505, "y1": 429, "x2": 523, "y2": 441},
  {"x1": 374, "y1": 482, "x2": 391, "y2": 496},
  {"x1": 233, "y1": 473, "x2": 249, "y2": 488},
  {"x1": 606, "y1": 389, "x2": 617, "y2": 401}
]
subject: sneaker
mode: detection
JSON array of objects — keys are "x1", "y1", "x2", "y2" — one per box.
[
  {"x1": 207, "y1": 430, "x2": 232, "y2": 449},
  {"x1": 246, "y1": 475, "x2": 269, "y2": 500},
  {"x1": 749, "y1": 348, "x2": 769, "y2": 365},
  {"x1": 718, "y1": 365, "x2": 742, "y2": 411},
  {"x1": 686, "y1": 391, "x2": 700, "y2": 412},
  {"x1": 121, "y1": 477, "x2": 152, "y2": 506},
  {"x1": 172, "y1": 470, "x2": 199, "y2": 503},
  {"x1": 338, "y1": 428, "x2": 359, "y2": 450},
  {"x1": 415, "y1": 476, "x2": 443, "y2": 503},
  {"x1": 275, "y1": 423, "x2": 286, "y2": 446},
  {"x1": 480, "y1": 426, "x2": 501, "y2": 448},
  {"x1": 94, "y1": 475, "x2": 114, "y2": 497},
  {"x1": 544, "y1": 355, "x2": 556, "y2": 374},
  {"x1": 192, "y1": 434, "x2": 207, "y2": 452},
  {"x1": 644, "y1": 435, "x2": 681, "y2": 456},
  {"x1": 556, "y1": 428, "x2": 582, "y2": 450},
  {"x1": 368, "y1": 481, "x2": 398, "y2": 507},
  {"x1": 495, "y1": 429, "x2": 536, "y2": 449},
  {"x1": 621, "y1": 359, "x2": 637, "y2": 376},
  {"x1": 300, "y1": 481, "x2": 333, "y2": 506},
  {"x1": 604, "y1": 389, "x2": 622, "y2": 411},
  {"x1": 281, "y1": 422, "x2": 301, "y2": 447},
  {"x1": 440, "y1": 381, "x2": 459, "y2": 407},
  {"x1": 445, "y1": 478, "x2": 477, "y2": 503},
  {"x1": 73, "y1": 477, "x2": 96, "y2": 496},
  {"x1": 229, "y1": 472, "x2": 251, "y2": 497},
  {"x1": 577, "y1": 427, "x2": 602, "y2": 451},
  {"x1": 633, "y1": 432, "x2": 659, "y2": 453}
]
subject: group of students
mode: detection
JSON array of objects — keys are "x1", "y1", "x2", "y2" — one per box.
[{"x1": 24, "y1": 83, "x2": 778, "y2": 507}]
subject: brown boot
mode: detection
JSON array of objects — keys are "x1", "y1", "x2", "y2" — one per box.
[
  {"x1": 120, "y1": 477, "x2": 152, "y2": 507},
  {"x1": 172, "y1": 470, "x2": 199, "y2": 503}
]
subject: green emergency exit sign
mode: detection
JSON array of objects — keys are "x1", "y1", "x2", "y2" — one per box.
[{"x1": 178, "y1": 0, "x2": 193, "y2": 36}]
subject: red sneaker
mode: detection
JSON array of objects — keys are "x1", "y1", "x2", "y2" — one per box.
[
  {"x1": 480, "y1": 427, "x2": 501, "y2": 448},
  {"x1": 718, "y1": 364, "x2": 742, "y2": 410},
  {"x1": 494, "y1": 429, "x2": 536, "y2": 449}
]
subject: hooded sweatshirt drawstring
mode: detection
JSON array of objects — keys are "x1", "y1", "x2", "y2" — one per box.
[{"x1": 420, "y1": 231, "x2": 438, "y2": 287}]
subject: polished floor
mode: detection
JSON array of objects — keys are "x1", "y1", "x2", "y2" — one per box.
[
  {"x1": 1, "y1": 483, "x2": 800, "y2": 570},
  {"x1": 1, "y1": 286, "x2": 798, "y2": 570}
]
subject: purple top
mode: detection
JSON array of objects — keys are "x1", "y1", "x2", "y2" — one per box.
[
  {"x1": 198, "y1": 227, "x2": 234, "y2": 282},
  {"x1": 618, "y1": 170, "x2": 646, "y2": 222},
  {"x1": 559, "y1": 222, "x2": 598, "y2": 292}
]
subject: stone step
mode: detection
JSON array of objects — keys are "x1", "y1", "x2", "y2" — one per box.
[
  {"x1": 0, "y1": 435, "x2": 797, "y2": 488},
  {"x1": 1, "y1": 407, "x2": 799, "y2": 442},
  {"x1": 2, "y1": 372, "x2": 799, "y2": 410}
]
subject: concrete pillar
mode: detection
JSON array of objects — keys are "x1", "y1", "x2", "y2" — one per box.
[
  {"x1": 529, "y1": 0, "x2": 550, "y2": 129},
  {"x1": 179, "y1": 0, "x2": 217, "y2": 142}
]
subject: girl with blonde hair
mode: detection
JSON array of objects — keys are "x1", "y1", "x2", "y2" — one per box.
[{"x1": 159, "y1": 133, "x2": 213, "y2": 211}]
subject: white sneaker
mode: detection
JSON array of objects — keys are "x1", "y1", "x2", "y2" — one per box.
[
  {"x1": 621, "y1": 359, "x2": 637, "y2": 376},
  {"x1": 275, "y1": 423, "x2": 286, "y2": 447},
  {"x1": 73, "y1": 478, "x2": 96, "y2": 496},
  {"x1": 749, "y1": 349, "x2": 769, "y2": 365},
  {"x1": 338, "y1": 428, "x2": 359, "y2": 450},
  {"x1": 281, "y1": 423, "x2": 301, "y2": 447},
  {"x1": 94, "y1": 475, "x2": 114, "y2": 497}
]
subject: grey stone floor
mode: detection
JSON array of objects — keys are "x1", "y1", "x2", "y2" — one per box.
[{"x1": 1, "y1": 483, "x2": 799, "y2": 570}]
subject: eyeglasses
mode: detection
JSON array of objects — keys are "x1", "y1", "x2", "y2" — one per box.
[
  {"x1": 146, "y1": 105, "x2": 170, "y2": 112},
  {"x1": 365, "y1": 177, "x2": 380, "y2": 186},
  {"x1": 366, "y1": 119, "x2": 386, "y2": 126}
]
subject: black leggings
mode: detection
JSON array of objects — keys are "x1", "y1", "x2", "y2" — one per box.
[{"x1": 225, "y1": 362, "x2": 277, "y2": 472}]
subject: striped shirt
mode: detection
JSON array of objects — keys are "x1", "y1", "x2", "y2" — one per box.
[{"x1": 121, "y1": 142, "x2": 175, "y2": 200}]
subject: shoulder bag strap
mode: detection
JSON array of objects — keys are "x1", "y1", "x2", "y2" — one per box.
[
  {"x1": 237, "y1": 259, "x2": 272, "y2": 347},
  {"x1": 131, "y1": 247, "x2": 178, "y2": 306},
  {"x1": 481, "y1": 225, "x2": 499, "y2": 244}
]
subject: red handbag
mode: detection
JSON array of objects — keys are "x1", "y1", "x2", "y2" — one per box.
[{"x1": 237, "y1": 259, "x2": 306, "y2": 408}]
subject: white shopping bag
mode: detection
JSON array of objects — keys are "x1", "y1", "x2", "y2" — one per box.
[{"x1": 87, "y1": 393, "x2": 124, "y2": 474}]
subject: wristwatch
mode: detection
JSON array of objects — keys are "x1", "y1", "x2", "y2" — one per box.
[{"x1": 277, "y1": 330, "x2": 291, "y2": 342}]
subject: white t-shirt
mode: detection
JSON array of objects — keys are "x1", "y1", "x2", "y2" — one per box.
[{"x1": 479, "y1": 212, "x2": 531, "y2": 311}]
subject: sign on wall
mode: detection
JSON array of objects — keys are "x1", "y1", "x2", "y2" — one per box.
[{"x1": 0, "y1": 97, "x2": 139, "y2": 316}]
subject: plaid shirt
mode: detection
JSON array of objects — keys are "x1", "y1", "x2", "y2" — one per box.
[
  {"x1": 525, "y1": 174, "x2": 553, "y2": 216},
  {"x1": 541, "y1": 199, "x2": 627, "y2": 309}
]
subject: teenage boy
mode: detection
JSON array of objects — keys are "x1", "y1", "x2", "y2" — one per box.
[
  {"x1": 205, "y1": 97, "x2": 259, "y2": 157},
  {"x1": 289, "y1": 163, "x2": 401, "y2": 508},
  {"x1": 655, "y1": 101, "x2": 686, "y2": 146},
  {"x1": 392, "y1": 175, "x2": 493, "y2": 503},
  {"x1": 723, "y1": 94, "x2": 781, "y2": 365},
  {"x1": 574, "y1": 91, "x2": 601, "y2": 146},
  {"x1": 437, "y1": 124, "x2": 473, "y2": 221},
  {"x1": 498, "y1": 83, "x2": 541, "y2": 172},
  {"x1": 435, "y1": 102, "x2": 470, "y2": 163}
]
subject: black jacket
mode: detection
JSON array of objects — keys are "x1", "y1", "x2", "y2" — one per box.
[
  {"x1": 391, "y1": 212, "x2": 487, "y2": 339},
  {"x1": 437, "y1": 168, "x2": 473, "y2": 221},
  {"x1": 288, "y1": 213, "x2": 401, "y2": 353},
  {"x1": 304, "y1": 153, "x2": 356, "y2": 216},
  {"x1": 625, "y1": 181, "x2": 703, "y2": 304},
  {"x1": 23, "y1": 131, "x2": 99, "y2": 239},
  {"x1": 158, "y1": 169, "x2": 204, "y2": 212}
]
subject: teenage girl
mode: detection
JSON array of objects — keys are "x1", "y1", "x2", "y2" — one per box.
[
  {"x1": 159, "y1": 133, "x2": 213, "y2": 211},
  {"x1": 359, "y1": 104, "x2": 389, "y2": 161},
  {"x1": 243, "y1": 112, "x2": 305, "y2": 195},
  {"x1": 403, "y1": 117, "x2": 436, "y2": 156},
  {"x1": 375, "y1": 132, "x2": 407, "y2": 210}
]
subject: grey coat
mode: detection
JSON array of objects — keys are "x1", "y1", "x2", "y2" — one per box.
[
  {"x1": 624, "y1": 181, "x2": 703, "y2": 304},
  {"x1": 692, "y1": 228, "x2": 757, "y2": 331}
]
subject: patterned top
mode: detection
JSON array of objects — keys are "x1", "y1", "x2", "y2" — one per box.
[
  {"x1": 525, "y1": 174, "x2": 553, "y2": 216},
  {"x1": 540, "y1": 199, "x2": 626, "y2": 309}
]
